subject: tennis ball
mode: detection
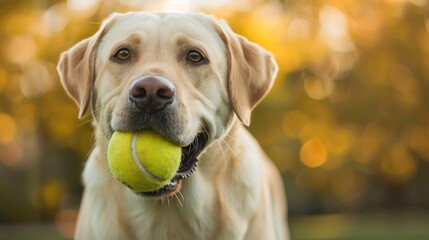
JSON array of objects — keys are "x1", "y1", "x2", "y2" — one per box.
[{"x1": 107, "y1": 130, "x2": 181, "y2": 192}]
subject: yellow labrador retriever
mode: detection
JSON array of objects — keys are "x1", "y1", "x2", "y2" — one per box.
[{"x1": 57, "y1": 12, "x2": 288, "y2": 240}]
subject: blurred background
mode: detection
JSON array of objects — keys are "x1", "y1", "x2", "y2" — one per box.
[{"x1": 1, "y1": 0, "x2": 429, "y2": 239}]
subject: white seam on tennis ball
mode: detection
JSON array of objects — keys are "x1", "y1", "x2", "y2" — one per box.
[{"x1": 131, "y1": 133, "x2": 164, "y2": 182}]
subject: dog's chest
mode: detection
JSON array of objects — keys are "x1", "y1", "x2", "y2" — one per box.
[
  {"x1": 118, "y1": 171, "x2": 221, "y2": 239},
  {"x1": 128, "y1": 199, "x2": 217, "y2": 240}
]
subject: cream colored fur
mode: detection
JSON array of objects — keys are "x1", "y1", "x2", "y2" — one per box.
[{"x1": 57, "y1": 12, "x2": 289, "y2": 240}]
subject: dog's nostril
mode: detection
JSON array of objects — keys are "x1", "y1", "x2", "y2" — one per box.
[
  {"x1": 157, "y1": 88, "x2": 175, "y2": 99},
  {"x1": 130, "y1": 86, "x2": 147, "y2": 99}
]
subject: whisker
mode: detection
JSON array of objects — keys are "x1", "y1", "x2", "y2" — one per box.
[
  {"x1": 75, "y1": 106, "x2": 104, "y2": 129},
  {"x1": 76, "y1": 117, "x2": 94, "y2": 129},
  {"x1": 177, "y1": 190, "x2": 185, "y2": 203},
  {"x1": 79, "y1": 106, "x2": 102, "y2": 120},
  {"x1": 174, "y1": 193, "x2": 183, "y2": 208},
  {"x1": 199, "y1": 123, "x2": 209, "y2": 136}
]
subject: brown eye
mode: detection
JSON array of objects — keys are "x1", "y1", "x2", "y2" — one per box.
[
  {"x1": 186, "y1": 50, "x2": 206, "y2": 64},
  {"x1": 113, "y1": 48, "x2": 131, "y2": 62}
]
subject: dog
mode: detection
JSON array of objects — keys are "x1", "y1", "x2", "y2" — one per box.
[{"x1": 57, "y1": 12, "x2": 288, "y2": 240}]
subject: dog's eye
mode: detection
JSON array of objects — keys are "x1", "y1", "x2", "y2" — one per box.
[
  {"x1": 113, "y1": 48, "x2": 131, "y2": 62},
  {"x1": 186, "y1": 50, "x2": 206, "y2": 64}
]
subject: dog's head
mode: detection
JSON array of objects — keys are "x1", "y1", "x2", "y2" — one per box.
[{"x1": 57, "y1": 12, "x2": 277, "y2": 197}]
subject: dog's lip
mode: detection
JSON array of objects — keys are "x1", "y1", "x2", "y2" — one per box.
[
  {"x1": 136, "y1": 178, "x2": 182, "y2": 198},
  {"x1": 137, "y1": 131, "x2": 209, "y2": 198}
]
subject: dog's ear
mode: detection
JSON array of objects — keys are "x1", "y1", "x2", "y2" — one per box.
[
  {"x1": 57, "y1": 18, "x2": 114, "y2": 118},
  {"x1": 215, "y1": 20, "x2": 278, "y2": 126}
]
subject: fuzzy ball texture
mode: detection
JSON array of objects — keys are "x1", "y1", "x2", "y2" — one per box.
[{"x1": 107, "y1": 131, "x2": 181, "y2": 192}]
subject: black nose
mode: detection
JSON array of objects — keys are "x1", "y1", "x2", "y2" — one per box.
[{"x1": 129, "y1": 76, "x2": 175, "y2": 113}]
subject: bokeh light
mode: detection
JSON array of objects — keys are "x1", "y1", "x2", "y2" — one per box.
[
  {"x1": 380, "y1": 144, "x2": 418, "y2": 184},
  {"x1": 6, "y1": 35, "x2": 37, "y2": 65},
  {"x1": 300, "y1": 138, "x2": 327, "y2": 168},
  {"x1": 319, "y1": 5, "x2": 354, "y2": 53},
  {"x1": 55, "y1": 209, "x2": 78, "y2": 238},
  {"x1": 0, "y1": 113, "x2": 17, "y2": 144}
]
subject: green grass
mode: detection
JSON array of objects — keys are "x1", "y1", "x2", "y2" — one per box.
[
  {"x1": 290, "y1": 212, "x2": 429, "y2": 240},
  {"x1": 0, "y1": 224, "x2": 66, "y2": 240},
  {"x1": 1, "y1": 212, "x2": 429, "y2": 239}
]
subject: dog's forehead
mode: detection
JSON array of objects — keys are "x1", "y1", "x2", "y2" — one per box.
[{"x1": 102, "y1": 12, "x2": 219, "y2": 44}]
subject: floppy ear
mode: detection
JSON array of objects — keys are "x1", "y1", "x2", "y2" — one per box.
[
  {"x1": 215, "y1": 20, "x2": 278, "y2": 126},
  {"x1": 57, "y1": 18, "x2": 113, "y2": 118}
]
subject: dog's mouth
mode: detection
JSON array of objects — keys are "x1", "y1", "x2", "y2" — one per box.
[{"x1": 136, "y1": 132, "x2": 209, "y2": 198}]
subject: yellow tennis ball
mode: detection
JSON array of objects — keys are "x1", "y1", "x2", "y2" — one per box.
[{"x1": 107, "y1": 130, "x2": 181, "y2": 192}]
